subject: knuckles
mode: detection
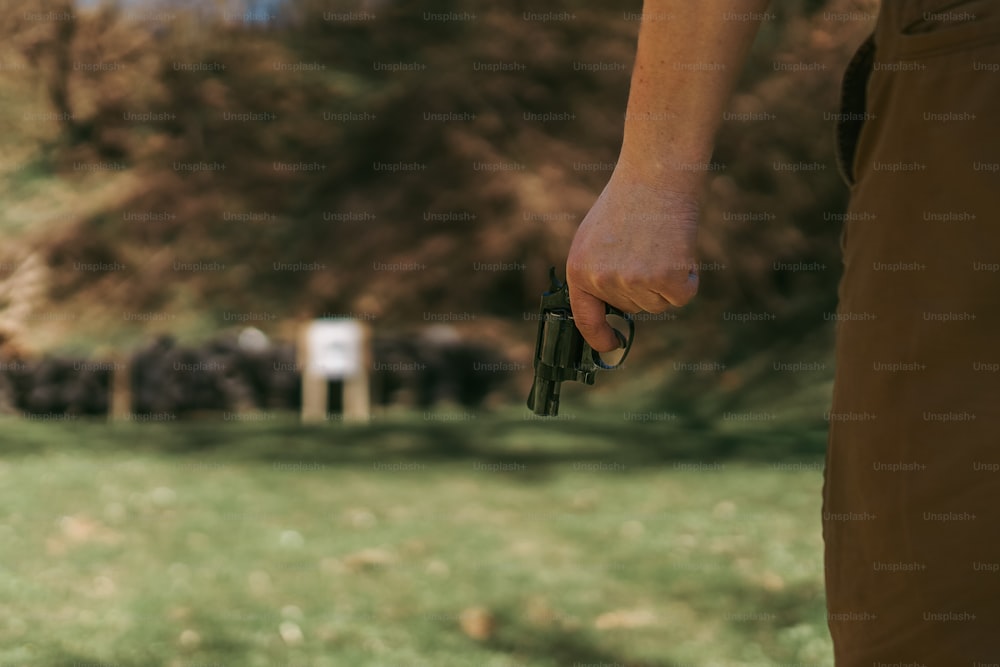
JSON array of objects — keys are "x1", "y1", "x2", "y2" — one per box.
[{"x1": 569, "y1": 265, "x2": 699, "y2": 310}]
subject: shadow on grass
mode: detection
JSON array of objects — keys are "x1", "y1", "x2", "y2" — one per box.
[
  {"x1": 45, "y1": 652, "x2": 155, "y2": 667},
  {"x1": 484, "y1": 610, "x2": 681, "y2": 667},
  {"x1": 37, "y1": 622, "x2": 255, "y2": 667},
  {"x1": 733, "y1": 577, "x2": 829, "y2": 653},
  {"x1": 0, "y1": 409, "x2": 828, "y2": 474},
  {"x1": 668, "y1": 575, "x2": 829, "y2": 662}
]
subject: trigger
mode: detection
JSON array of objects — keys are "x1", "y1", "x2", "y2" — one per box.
[{"x1": 613, "y1": 328, "x2": 627, "y2": 350}]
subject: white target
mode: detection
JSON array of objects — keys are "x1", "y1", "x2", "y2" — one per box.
[{"x1": 306, "y1": 319, "x2": 364, "y2": 379}]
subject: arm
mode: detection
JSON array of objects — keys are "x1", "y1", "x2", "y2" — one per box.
[{"x1": 567, "y1": 0, "x2": 771, "y2": 352}]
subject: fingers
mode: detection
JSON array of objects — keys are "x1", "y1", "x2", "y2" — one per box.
[
  {"x1": 662, "y1": 268, "x2": 700, "y2": 308},
  {"x1": 567, "y1": 284, "x2": 622, "y2": 353},
  {"x1": 630, "y1": 290, "x2": 674, "y2": 314},
  {"x1": 567, "y1": 267, "x2": 687, "y2": 352}
]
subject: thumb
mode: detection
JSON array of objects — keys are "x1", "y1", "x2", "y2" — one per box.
[{"x1": 568, "y1": 284, "x2": 620, "y2": 353}]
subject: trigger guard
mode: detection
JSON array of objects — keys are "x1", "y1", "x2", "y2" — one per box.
[{"x1": 590, "y1": 311, "x2": 634, "y2": 370}]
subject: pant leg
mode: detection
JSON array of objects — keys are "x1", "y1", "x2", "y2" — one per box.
[{"x1": 823, "y1": 1, "x2": 1000, "y2": 664}]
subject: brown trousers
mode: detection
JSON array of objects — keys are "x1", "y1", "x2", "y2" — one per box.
[{"x1": 825, "y1": 0, "x2": 1000, "y2": 663}]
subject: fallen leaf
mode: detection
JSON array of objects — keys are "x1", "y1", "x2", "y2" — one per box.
[
  {"x1": 279, "y1": 621, "x2": 304, "y2": 646},
  {"x1": 459, "y1": 606, "x2": 496, "y2": 640},
  {"x1": 342, "y1": 547, "x2": 395, "y2": 571},
  {"x1": 179, "y1": 629, "x2": 200, "y2": 649},
  {"x1": 594, "y1": 608, "x2": 657, "y2": 630}
]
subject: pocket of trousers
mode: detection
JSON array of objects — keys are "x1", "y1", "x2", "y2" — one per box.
[{"x1": 833, "y1": 34, "x2": 875, "y2": 191}]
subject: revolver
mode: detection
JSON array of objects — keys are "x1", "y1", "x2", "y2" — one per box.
[{"x1": 526, "y1": 267, "x2": 635, "y2": 416}]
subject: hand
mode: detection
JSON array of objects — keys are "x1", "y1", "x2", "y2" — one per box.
[{"x1": 566, "y1": 162, "x2": 701, "y2": 352}]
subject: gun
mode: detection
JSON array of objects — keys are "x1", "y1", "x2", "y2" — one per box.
[{"x1": 527, "y1": 267, "x2": 635, "y2": 416}]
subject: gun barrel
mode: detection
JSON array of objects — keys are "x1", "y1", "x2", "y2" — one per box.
[{"x1": 527, "y1": 376, "x2": 561, "y2": 416}]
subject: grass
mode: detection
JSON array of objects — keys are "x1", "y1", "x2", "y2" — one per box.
[{"x1": 0, "y1": 407, "x2": 833, "y2": 667}]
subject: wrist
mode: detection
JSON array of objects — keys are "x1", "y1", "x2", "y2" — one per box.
[{"x1": 613, "y1": 151, "x2": 708, "y2": 201}]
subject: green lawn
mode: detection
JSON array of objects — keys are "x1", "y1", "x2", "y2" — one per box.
[{"x1": 0, "y1": 409, "x2": 832, "y2": 667}]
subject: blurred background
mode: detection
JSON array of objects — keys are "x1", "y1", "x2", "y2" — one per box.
[{"x1": 0, "y1": 0, "x2": 878, "y2": 665}]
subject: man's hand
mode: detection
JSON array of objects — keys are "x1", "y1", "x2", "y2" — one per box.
[
  {"x1": 563, "y1": 0, "x2": 769, "y2": 352},
  {"x1": 566, "y1": 162, "x2": 700, "y2": 352}
]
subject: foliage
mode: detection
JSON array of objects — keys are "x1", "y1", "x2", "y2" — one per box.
[{"x1": 0, "y1": 0, "x2": 878, "y2": 410}]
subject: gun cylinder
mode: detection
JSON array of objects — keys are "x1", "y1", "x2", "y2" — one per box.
[{"x1": 540, "y1": 312, "x2": 582, "y2": 368}]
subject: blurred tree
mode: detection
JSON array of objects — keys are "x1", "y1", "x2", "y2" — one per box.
[{"x1": 0, "y1": 0, "x2": 874, "y2": 414}]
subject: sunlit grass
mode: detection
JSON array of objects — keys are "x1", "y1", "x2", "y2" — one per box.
[{"x1": 0, "y1": 412, "x2": 832, "y2": 666}]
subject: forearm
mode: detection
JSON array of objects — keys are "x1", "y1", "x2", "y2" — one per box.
[{"x1": 618, "y1": 0, "x2": 771, "y2": 194}]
